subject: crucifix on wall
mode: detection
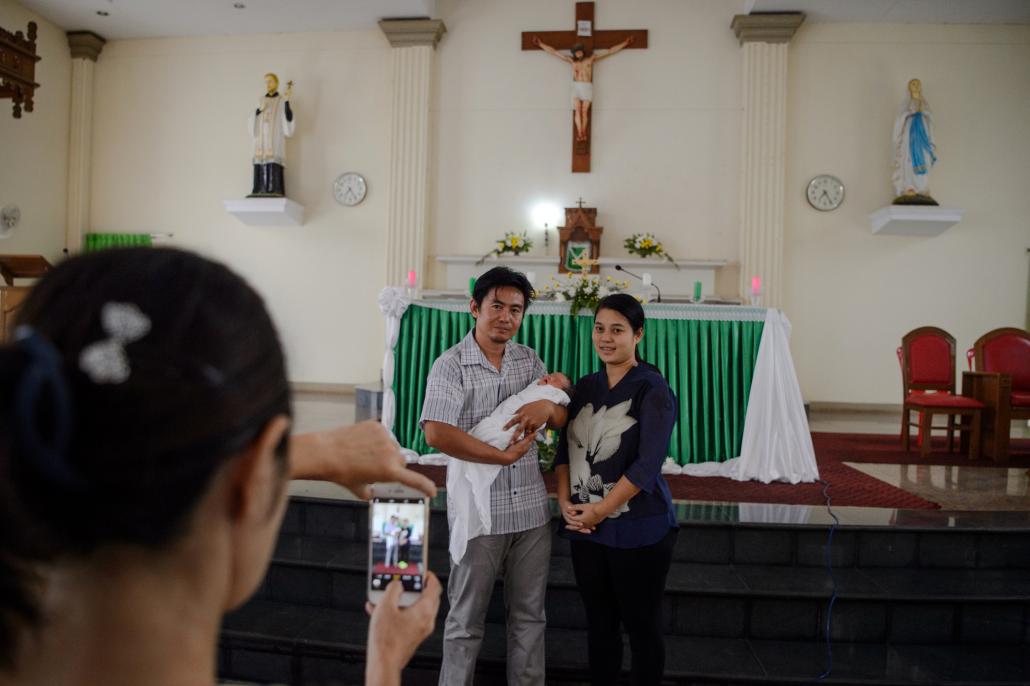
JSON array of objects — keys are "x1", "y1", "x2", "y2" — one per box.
[{"x1": 522, "y1": 2, "x2": 647, "y2": 173}]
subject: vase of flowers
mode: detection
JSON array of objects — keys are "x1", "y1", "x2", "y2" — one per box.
[
  {"x1": 624, "y1": 232, "x2": 678, "y2": 268},
  {"x1": 495, "y1": 231, "x2": 532, "y2": 256},
  {"x1": 476, "y1": 231, "x2": 534, "y2": 265},
  {"x1": 538, "y1": 273, "x2": 631, "y2": 315}
]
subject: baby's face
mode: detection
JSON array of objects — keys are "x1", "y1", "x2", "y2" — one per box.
[{"x1": 540, "y1": 373, "x2": 571, "y2": 391}]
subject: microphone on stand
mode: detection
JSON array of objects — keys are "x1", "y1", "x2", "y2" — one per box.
[{"x1": 614, "y1": 264, "x2": 661, "y2": 303}]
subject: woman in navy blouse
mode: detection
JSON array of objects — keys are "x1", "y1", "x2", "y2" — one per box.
[{"x1": 555, "y1": 293, "x2": 678, "y2": 686}]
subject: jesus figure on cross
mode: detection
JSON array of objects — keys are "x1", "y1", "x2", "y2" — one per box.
[{"x1": 533, "y1": 35, "x2": 634, "y2": 142}]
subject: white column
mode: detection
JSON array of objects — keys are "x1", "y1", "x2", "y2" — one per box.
[
  {"x1": 732, "y1": 13, "x2": 803, "y2": 308},
  {"x1": 379, "y1": 19, "x2": 446, "y2": 288},
  {"x1": 65, "y1": 31, "x2": 105, "y2": 253}
]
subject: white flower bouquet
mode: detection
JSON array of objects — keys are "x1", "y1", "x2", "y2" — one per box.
[{"x1": 537, "y1": 273, "x2": 631, "y2": 315}]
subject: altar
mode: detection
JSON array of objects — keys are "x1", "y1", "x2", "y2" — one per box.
[
  {"x1": 436, "y1": 255, "x2": 729, "y2": 300},
  {"x1": 379, "y1": 291, "x2": 818, "y2": 482}
]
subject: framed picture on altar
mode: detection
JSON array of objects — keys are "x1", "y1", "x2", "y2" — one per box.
[
  {"x1": 558, "y1": 206, "x2": 602, "y2": 274},
  {"x1": 563, "y1": 241, "x2": 592, "y2": 272}
]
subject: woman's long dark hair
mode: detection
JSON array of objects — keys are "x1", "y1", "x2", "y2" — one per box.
[{"x1": 0, "y1": 248, "x2": 291, "y2": 669}]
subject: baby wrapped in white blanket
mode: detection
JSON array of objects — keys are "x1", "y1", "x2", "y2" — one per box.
[{"x1": 447, "y1": 377, "x2": 570, "y2": 564}]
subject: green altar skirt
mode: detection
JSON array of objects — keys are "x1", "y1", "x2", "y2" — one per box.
[{"x1": 391, "y1": 301, "x2": 765, "y2": 464}]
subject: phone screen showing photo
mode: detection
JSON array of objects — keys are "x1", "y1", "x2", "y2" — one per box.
[{"x1": 369, "y1": 497, "x2": 426, "y2": 593}]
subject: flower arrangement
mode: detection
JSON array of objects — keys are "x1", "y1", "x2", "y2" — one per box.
[
  {"x1": 494, "y1": 231, "x2": 533, "y2": 257},
  {"x1": 538, "y1": 272, "x2": 631, "y2": 315},
  {"x1": 624, "y1": 232, "x2": 677, "y2": 267},
  {"x1": 536, "y1": 429, "x2": 558, "y2": 472},
  {"x1": 476, "y1": 231, "x2": 534, "y2": 265}
]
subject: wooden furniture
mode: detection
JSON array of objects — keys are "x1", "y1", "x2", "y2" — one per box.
[
  {"x1": 558, "y1": 204, "x2": 602, "y2": 273},
  {"x1": 521, "y1": 2, "x2": 647, "y2": 173},
  {"x1": 0, "y1": 254, "x2": 52, "y2": 341},
  {"x1": 962, "y1": 327, "x2": 1030, "y2": 461},
  {"x1": 0, "y1": 21, "x2": 41, "y2": 119},
  {"x1": 961, "y1": 371, "x2": 1013, "y2": 462},
  {"x1": 898, "y1": 326, "x2": 983, "y2": 459}
]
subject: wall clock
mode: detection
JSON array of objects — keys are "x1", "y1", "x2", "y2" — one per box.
[
  {"x1": 806, "y1": 174, "x2": 845, "y2": 211},
  {"x1": 333, "y1": 172, "x2": 367, "y2": 206}
]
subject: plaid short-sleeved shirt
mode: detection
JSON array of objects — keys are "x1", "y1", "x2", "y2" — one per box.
[{"x1": 419, "y1": 329, "x2": 550, "y2": 535}]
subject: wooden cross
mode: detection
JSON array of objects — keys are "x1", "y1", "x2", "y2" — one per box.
[{"x1": 522, "y1": 2, "x2": 647, "y2": 173}]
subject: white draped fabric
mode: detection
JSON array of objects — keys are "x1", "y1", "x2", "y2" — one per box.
[
  {"x1": 377, "y1": 287, "x2": 411, "y2": 434},
  {"x1": 679, "y1": 309, "x2": 819, "y2": 484}
]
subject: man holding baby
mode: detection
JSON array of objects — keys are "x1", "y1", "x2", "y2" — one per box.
[{"x1": 420, "y1": 266, "x2": 569, "y2": 686}]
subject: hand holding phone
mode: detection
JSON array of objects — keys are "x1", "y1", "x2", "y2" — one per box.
[
  {"x1": 365, "y1": 572, "x2": 441, "y2": 684},
  {"x1": 369, "y1": 482, "x2": 430, "y2": 608}
]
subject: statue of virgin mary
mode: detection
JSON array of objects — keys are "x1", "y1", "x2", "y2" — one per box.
[{"x1": 891, "y1": 78, "x2": 938, "y2": 205}]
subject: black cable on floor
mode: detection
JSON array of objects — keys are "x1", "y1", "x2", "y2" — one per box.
[{"x1": 813, "y1": 478, "x2": 839, "y2": 683}]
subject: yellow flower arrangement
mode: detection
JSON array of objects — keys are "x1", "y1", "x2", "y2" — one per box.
[
  {"x1": 624, "y1": 232, "x2": 677, "y2": 267},
  {"x1": 493, "y1": 231, "x2": 533, "y2": 257}
]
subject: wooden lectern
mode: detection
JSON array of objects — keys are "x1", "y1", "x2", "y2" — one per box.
[{"x1": 0, "y1": 254, "x2": 52, "y2": 341}]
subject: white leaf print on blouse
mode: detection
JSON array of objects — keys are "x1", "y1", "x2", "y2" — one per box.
[{"x1": 567, "y1": 400, "x2": 637, "y2": 517}]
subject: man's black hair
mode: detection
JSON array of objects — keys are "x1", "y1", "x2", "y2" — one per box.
[{"x1": 472, "y1": 266, "x2": 533, "y2": 309}]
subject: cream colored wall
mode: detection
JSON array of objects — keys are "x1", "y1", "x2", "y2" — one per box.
[
  {"x1": 89, "y1": 30, "x2": 392, "y2": 383},
  {"x1": 67, "y1": 2, "x2": 1030, "y2": 398},
  {"x1": 0, "y1": 0, "x2": 69, "y2": 263},
  {"x1": 785, "y1": 23, "x2": 1030, "y2": 404},
  {"x1": 429, "y1": 0, "x2": 742, "y2": 286}
]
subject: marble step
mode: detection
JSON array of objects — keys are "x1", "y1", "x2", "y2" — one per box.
[
  {"x1": 220, "y1": 600, "x2": 1030, "y2": 685},
  {"x1": 283, "y1": 496, "x2": 1030, "y2": 570},
  {"x1": 258, "y1": 534, "x2": 1030, "y2": 644}
]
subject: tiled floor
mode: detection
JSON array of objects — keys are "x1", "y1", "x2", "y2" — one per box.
[
  {"x1": 810, "y1": 409, "x2": 1030, "y2": 512},
  {"x1": 289, "y1": 393, "x2": 1030, "y2": 512}
]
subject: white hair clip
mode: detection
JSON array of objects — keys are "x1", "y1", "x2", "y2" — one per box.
[{"x1": 78, "y1": 302, "x2": 152, "y2": 384}]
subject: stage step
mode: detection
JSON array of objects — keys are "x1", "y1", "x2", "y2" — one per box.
[{"x1": 219, "y1": 496, "x2": 1030, "y2": 685}]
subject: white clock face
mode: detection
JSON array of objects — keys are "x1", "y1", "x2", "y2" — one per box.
[
  {"x1": 806, "y1": 175, "x2": 845, "y2": 211},
  {"x1": 333, "y1": 172, "x2": 367, "y2": 206}
]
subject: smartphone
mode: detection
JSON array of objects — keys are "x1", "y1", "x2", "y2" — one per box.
[{"x1": 368, "y1": 482, "x2": 430, "y2": 607}]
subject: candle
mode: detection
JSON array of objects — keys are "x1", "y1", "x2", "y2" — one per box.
[
  {"x1": 642, "y1": 273, "x2": 652, "y2": 287},
  {"x1": 526, "y1": 271, "x2": 536, "y2": 286},
  {"x1": 694, "y1": 281, "x2": 702, "y2": 301},
  {"x1": 751, "y1": 276, "x2": 762, "y2": 296},
  {"x1": 407, "y1": 270, "x2": 417, "y2": 288}
]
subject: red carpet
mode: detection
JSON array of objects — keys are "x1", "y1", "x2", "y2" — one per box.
[
  {"x1": 410, "y1": 441, "x2": 942, "y2": 510},
  {"x1": 812, "y1": 432, "x2": 1030, "y2": 468}
]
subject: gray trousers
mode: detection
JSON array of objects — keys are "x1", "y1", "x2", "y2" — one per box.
[{"x1": 438, "y1": 522, "x2": 552, "y2": 686}]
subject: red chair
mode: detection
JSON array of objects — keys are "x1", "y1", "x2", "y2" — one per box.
[
  {"x1": 899, "y1": 327, "x2": 983, "y2": 459},
  {"x1": 963, "y1": 328, "x2": 1030, "y2": 460}
]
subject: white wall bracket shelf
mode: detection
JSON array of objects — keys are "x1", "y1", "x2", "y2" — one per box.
[
  {"x1": 868, "y1": 206, "x2": 964, "y2": 236},
  {"x1": 224, "y1": 197, "x2": 305, "y2": 226}
]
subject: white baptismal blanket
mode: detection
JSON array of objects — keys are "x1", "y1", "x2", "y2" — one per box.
[{"x1": 447, "y1": 381, "x2": 570, "y2": 564}]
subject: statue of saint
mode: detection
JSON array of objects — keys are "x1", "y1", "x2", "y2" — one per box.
[
  {"x1": 533, "y1": 36, "x2": 634, "y2": 142},
  {"x1": 891, "y1": 78, "x2": 938, "y2": 205},
  {"x1": 249, "y1": 73, "x2": 295, "y2": 197}
]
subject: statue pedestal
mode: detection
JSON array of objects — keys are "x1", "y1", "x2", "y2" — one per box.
[
  {"x1": 224, "y1": 197, "x2": 305, "y2": 226},
  {"x1": 868, "y1": 206, "x2": 964, "y2": 236}
]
